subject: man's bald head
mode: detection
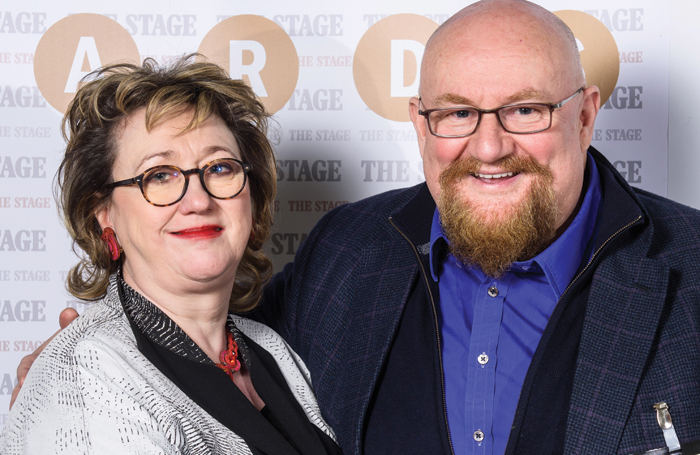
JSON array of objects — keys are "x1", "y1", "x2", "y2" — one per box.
[{"x1": 422, "y1": 0, "x2": 585, "y2": 94}]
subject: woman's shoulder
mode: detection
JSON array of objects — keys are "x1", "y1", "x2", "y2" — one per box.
[
  {"x1": 230, "y1": 314, "x2": 308, "y2": 376},
  {"x1": 230, "y1": 314, "x2": 282, "y2": 339},
  {"x1": 45, "y1": 295, "x2": 133, "y2": 357},
  {"x1": 0, "y1": 296, "x2": 144, "y2": 452}
]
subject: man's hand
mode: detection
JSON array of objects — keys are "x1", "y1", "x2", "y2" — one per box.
[{"x1": 9, "y1": 308, "x2": 79, "y2": 409}]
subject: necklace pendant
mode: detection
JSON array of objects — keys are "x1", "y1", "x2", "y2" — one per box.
[{"x1": 216, "y1": 331, "x2": 241, "y2": 378}]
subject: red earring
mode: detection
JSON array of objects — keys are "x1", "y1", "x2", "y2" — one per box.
[{"x1": 101, "y1": 227, "x2": 122, "y2": 261}]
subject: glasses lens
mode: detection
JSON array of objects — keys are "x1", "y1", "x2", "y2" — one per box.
[
  {"x1": 429, "y1": 108, "x2": 479, "y2": 137},
  {"x1": 203, "y1": 159, "x2": 246, "y2": 199},
  {"x1": 142, "y1": 166, "x2": 185, "y2": 205},
  {"x1": 499, "y1": 104, "x2": 551, "y2": 133}
]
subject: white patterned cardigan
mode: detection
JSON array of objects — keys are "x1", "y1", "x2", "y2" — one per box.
[{"x1": 0, "y1": 278, "x2": 336, "y2": 454}]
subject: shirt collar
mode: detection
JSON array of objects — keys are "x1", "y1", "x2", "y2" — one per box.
[
  {"x1": 429, "y1": 152, "x2": 602, "y2": 300},
  {"x1": 118, "y1": 276, "x2": 247, "y2": 365}
]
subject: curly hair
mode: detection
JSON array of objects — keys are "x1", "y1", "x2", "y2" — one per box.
[{"x1": 56, "y1": 55, "x2": 276, "y2": 312}]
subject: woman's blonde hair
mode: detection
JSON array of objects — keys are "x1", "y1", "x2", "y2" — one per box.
[{"x1": 57, "y1": 55, "x2": 276, "y2": 312}]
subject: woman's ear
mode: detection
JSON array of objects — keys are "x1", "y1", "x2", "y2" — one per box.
[{"x1": 95, "y1": 203, "x2": 112, "y2": 230}]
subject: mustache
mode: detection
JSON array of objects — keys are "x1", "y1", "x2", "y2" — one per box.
[{"x1": 439, "y1": 155, "x2": 553, "y2": 186}]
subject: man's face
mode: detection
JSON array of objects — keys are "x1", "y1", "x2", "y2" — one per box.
[{"x1": 409, "y1": 9, "x2": 600, "y2": 273}]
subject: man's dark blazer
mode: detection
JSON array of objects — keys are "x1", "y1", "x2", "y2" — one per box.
[{"x1": 253, "y1": 147, "x2": 700, "y2": 454}]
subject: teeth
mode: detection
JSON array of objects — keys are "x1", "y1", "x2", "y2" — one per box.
[{"x1": 474, "y1": 172, "x2": 514, "y2": 179}]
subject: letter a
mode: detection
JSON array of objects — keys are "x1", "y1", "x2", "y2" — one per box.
[
  {"x1": 390, "y1": 40, "x2": 424, "y2": 97},
  {"x1": 64, "y1": 37, "x2": 103, "y2": 93},
  {"x1": 230, "y1": 40, "x2": 268, "y2": 97}
]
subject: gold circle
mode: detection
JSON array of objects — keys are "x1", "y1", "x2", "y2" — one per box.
[
  {"x1": 353, "y1": 14, "x2": 437, "y2": 122},
  {"x1": 554, "y1": 10, "x2": 620, "y2": 105},
  {"x1": 34, "y1": 14, "x2": 139, "y2": 114},
  {"x1": 198, "y1": 15, "x2": 299, "y2": 115}
]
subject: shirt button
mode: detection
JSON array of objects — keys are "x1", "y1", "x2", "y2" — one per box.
[
  {"x1": 478, "y1": 353, "x2": 489, "y2": 365},
  {"x1": 487, "y1": 286, "x2": 499, "y2": 297},
  {"x1": 473, "y1": 430, "x2": 485, "y2": 442}
]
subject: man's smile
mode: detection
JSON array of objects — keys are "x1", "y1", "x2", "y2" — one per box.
[{"x1": 472, "y1": 171, "x2": 517, "y2": 180}]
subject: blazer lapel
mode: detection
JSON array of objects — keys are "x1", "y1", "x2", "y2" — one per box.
[
  {"x1": 565, "y1": 253, "x2": 669, "y2": 454},
  {"x1": 346, "y1": 239, "x2": 421, "y2": 452}
]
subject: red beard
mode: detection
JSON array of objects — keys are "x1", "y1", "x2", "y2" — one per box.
[{"x1": 437, "y1": 154, "x2": 559, "y2": 278}]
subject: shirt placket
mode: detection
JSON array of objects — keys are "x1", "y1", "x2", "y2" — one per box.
[{"x1": 463, "y1": 275, "x2": 511, "y2": 455}]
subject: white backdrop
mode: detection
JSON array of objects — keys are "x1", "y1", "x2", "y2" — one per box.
[{"x1": 1, "y1": 0, "x2": 695, "y2": 426}]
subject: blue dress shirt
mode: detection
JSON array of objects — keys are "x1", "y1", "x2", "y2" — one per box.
[{"x1": 429, "y1": 155, "x2": 602, "y2": 455}]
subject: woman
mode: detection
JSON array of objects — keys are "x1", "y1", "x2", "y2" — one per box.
[{"x1": 0, "y1": 56, "x2": 340, "y2": 454}]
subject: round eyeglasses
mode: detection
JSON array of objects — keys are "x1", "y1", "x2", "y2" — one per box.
[
  {"x1": 108, "y1": 158, "x2": 252, "y2": 207},
  {"x1": 418, "y1": 87, "x2": 584, "y2": 138}
]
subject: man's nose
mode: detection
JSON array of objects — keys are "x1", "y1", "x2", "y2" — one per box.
[{"x1": 469, "y1": 112, "x2": 511, "y2": 164}]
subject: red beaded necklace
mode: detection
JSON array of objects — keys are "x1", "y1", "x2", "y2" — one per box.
[{"x1": 216, "y1": 331, "x2": 241, "y2": 380}]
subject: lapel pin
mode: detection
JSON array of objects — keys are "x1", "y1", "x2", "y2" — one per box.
[{"x1": 654, "y1": 402, "x2": 682, "y2": 453}]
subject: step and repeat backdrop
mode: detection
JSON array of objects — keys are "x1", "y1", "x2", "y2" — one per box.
[{"x1": 0, "y1": 0, "x2": 671, "y2": 422}]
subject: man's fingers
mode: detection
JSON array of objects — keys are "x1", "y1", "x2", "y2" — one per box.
[
  {"x1": 10, "y1": 352, "x2": 36, "y2": 410},
  {"x1": 10, "y1": 380, "x2": 22, "y2": 409},
  {"x1": 9, "y1": 308, "x2": 80, "y2": 410},
  {"x1": 59, "y1": 307, "x2": 79, "y2": 329}
]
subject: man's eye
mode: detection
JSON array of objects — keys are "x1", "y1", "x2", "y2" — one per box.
[
  {"x1": 516, "y1": 106, "x2": 535, "y2": 116},
  {"x1": 451, "y1": 109, "x2": 474, "y2": 119}
]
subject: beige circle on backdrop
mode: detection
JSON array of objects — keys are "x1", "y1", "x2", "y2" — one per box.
[
  {"x1": 34, "y1": 14, "x2": 139, "y2": 114},
  {"x1": 555, "y1": 10, "x2": 620, "y2": 105},
  {"x1": 353, "y1": 14, "x2": 437, "y2": 122},
  {"x1": 198, "y1": 15, "x2": 298, "y2": 115}
]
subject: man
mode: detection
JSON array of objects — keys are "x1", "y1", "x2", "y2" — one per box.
[
  {"x1": 13, "y1": 1, "x2": 700, "y2": 454},
  {"x1": 256, "y1": 1, "x2": 700, "y2": 454}
]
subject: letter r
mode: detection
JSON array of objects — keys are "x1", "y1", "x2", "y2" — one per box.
[{"x1": 230, "y1": 40, "x2": 268, "y2": 97}]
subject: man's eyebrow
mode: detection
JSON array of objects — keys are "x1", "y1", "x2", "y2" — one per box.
[
  {"x1": 431, "y1": 89, "x2": 554, "y2": 108},
  {"x1": 433, "y1": 93, "x2": 477, "y2": 106},
  {"x1": 505, "y1": 89, "x2": 552, "y2": 103}
]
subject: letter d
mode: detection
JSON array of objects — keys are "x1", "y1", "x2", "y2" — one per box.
[{"x1": 390, "y1": 39, "x2": 423, "y2": 97}]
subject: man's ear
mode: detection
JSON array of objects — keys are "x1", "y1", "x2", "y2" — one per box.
[
  {"x1": 579, "y1": 86, "x2": 601, "y2": 152},
  {"x1": 409, "y1": 96, "x2": 428, "y2": 160}
]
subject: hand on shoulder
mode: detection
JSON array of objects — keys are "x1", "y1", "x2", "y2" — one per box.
[{"x1": 9, "y1": 307, "x2": 79, "y2": 409}]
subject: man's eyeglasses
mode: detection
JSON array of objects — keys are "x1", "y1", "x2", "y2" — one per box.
[
  {"x1": 108, "y1": 158, "x2": 252, "y2": 207},
  {"x1": 418, "y1": 87, "x2": 585, "y2": 138}
]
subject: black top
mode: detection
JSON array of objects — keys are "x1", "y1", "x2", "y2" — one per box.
[{"x1": 118, "y1": 278, "x2": 341, "y2": 455}]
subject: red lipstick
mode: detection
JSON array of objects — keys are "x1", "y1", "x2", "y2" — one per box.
[{"x1": 171, "y1": 225, "x2": 223, "y2": 240}]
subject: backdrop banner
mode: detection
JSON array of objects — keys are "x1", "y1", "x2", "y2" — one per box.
[{"x1": 0, "y1": 0, "x2": 669, "y2": 424}]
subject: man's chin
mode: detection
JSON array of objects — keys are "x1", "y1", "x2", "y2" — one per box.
[
  {"x1": 458, "y1": 197, "x2": 526, "y2": 226},
  {"x1": 439, "y1": 182, "x2": 558, "y2": 278}
]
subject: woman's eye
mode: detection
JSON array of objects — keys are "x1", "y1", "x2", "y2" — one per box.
[
  {"x1": 146, "y1": 168, "x2": 179, "y2": 184},
  {"x1": 208, "y1": 162, "x2": 235, "y2": 175}
]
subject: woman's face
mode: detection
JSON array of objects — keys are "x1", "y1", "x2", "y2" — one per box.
[{"x1": 96, "y1": 109, "x2": 252, "y2": 296}]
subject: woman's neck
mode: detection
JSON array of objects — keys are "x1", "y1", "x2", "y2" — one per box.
[{"x1": 122, "y1": 265, "x2": 232, "y2": 362}]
